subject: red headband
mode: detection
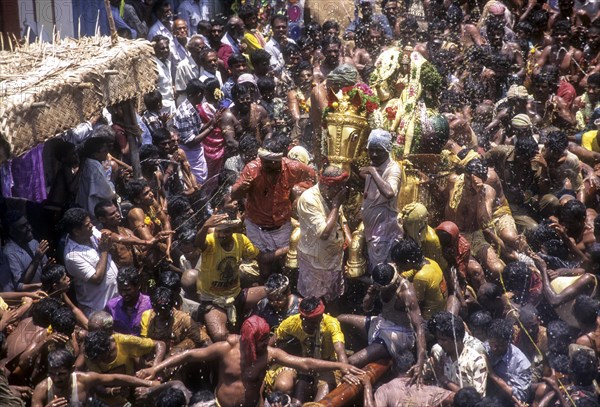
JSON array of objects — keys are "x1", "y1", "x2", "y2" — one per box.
[
  {"x1": 240, "y1": 315, "x2": 270, "y2": 365},
  {"x1": 319, "y1": 171, "x2": 349, "y2": 187},
  {"x1": 300, "y1": 300, "x2": 325, "y2": 319}
]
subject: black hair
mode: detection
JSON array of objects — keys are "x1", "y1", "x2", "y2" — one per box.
[
  {"x1": 571, "y1": 350, "x2": 598, "y2": 386},
  {"x1": 116, "y1": 266, "x2": 140, "y2": 287},
  {"x1": 514, "y1": 136, "x2": 539, "y2": 160},
  {"x1": 487, "y1": 319, "x2": 513, "y2": 342},
  {"x1": 151, "y1": 287, "x2": 175, "y2": 311},
  {"x1": 291, "y1": 61, "x2": 313, "y2": 83},
  {"x1": 454, "y1": 387, "x2": 483, "y2": 407},
  {"x1": 371, "y1": 263, "x2": 396, "y2": 286},
  {"x1": 299, "y1": 296, "x2": 321, "y2": 314},
  {"x1": 545, "y1": 130, "x2": 568, "y2": 154},
  {"x1": 41, "y1": 264, "x2": 66, "y2": 292},
  {"x1": 239, "y1": 135, "x2": 261, "y2": 154},
  {"x1": 322, "y1": 20, "x2": 340, "y2": 33},
  {"x1": 94, "y1": 199, "x2": 115, "y2": 220},
  {"x1": 559, "y1": 199, "x2": 586, "y2": 223},
  {"x1": 58, "y1": 208, "x2": 90, "y2": 234},
  {"x1": 32, "y1": 297, "x2": 62, "y2": 327},
  {"x1": 52, "y1": 306, "x2": 76, "y2": 336},
  {"x1": 257, "y1": 76, "x2": 276, "y2": 94},
  {"x1": 125, "y1": 179, "x2": 149, "y2": 202},
  {"x1": 143, "y1": 90, "x2": 163, "y2": 112},
  {"x1": 199, "y1": 47, "x2": 217, "y2": 61},
  {"x1": 157, "y1": 270, "x2": 182, "y2": 292},
  {"x1": 203, "y1": 77, "x2": 221, "y2": 98},
  {"x1": 265, "y1": 273, "x2": 290, "y2": 294},
  {"x1": 548, "y1": 352, "x2": 570, "y2": 374},
  {"x1": 589, "y1": 243, "x2": 600, "y2": 267},
  {"x1": 574, "y1": 295, "x2": 600, "y2": 326},
  {"x1": 84, "y1": 330, "x2": 112, "y2": 361},
  {"x1": 390, "y1": 238, "x2": 424, "y2": 267},
  {"x1": 464, "y1": 158, "x2": 488, "y2": 181},
  {"x1": 503, "y1": 261, "x2": 531, "y2": 304},
  {"x1": 155, "y1": 387, "x2": 187, "y2": 407},
  {"x1": 396, "y1": 350, "x2": 416, "y2": 373},
  {"x1": 467, "y1": 310, "x2": 493, "y2": 331},
  {"x1": 250, "y1": 49, "x2": 271, "y2": 67},
  {"x1": 552, "y1": 19, "x2": 572, "y2": 36},
  {"x1": 262, "y1": 137, "x2": 286, "y2": 155},
  {"x1": 232, "y1": 82, "x2": 256, "y2": 101},
  {"x1": 238, "y1": 4, "x2": 258, "y2": 21},
  {"x1": 431, "y1": 311, "x2": 466, "y2": 340},
  {"x1": 228, "y1": 53, "x2": 247, "y2": 67},
  {"x1": 139, "y1": 144, "x2": 161, "y2": 163},
  {"x1": 547, "y1": 319, "x2": 575, "y2": 354},
  {"x1": 167, "y1": 195, "x2": 192, "y2": 219},
  {"x1": 266, "y1": 391, "x2": 291, "y2": 405},
  {"x1": 186, "y1": 78, "x2": 205, "y2": 98},
  {"x1": 475, "y1": 396, "x2": 505, "y2": 407},
  {"x1": 588, "y1": 73, "x2": 600, "y2": 88},
  {"x1": 48, "y1": 349, "x2": 75, "y2": 370},
  {"x1": 282, "y1": 44, "x2": 301, "y2": 62},
  {"x1": 82, "y1": 131, "x2": 113, "y2": 158},
  {"x1": 152, "y1": 34, "x2": 169, "y2": 44},
  {"x1": 270, "y1": 14, "x2": 288, "y2": 26},
  {"x1": 486, "y1": 15, "x2": 505, "y2": 36},
  {"x1": 152, "y1": 127, "x2": 171, "y2": 146}
]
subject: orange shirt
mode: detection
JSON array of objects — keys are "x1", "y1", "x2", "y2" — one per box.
[{"x1": 234, "y1": 158, "x2": 316, "y2": 227}]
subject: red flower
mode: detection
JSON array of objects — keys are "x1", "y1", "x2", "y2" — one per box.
[
  {"x1": 366, "y1": 100, "x2": 379, "y2": 113},
  {"x1": 385, "y1": 106, "x2": 397, "y2": 121},
  {"x1": 341, "y1": 86, "x2": 354, "y2": 94}
]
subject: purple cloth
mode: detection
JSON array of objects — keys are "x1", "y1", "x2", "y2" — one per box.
[
  {"x1": 104, "y1": 293, "x2": 152, "y2": 336},
  {"x1": 2, "y1": 144, "x2": 47, "y2": 202}
]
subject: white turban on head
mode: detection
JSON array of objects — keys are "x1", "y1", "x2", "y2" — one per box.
[{"x1": 367, "y1": 129, "x2": 393, "y2": 152}]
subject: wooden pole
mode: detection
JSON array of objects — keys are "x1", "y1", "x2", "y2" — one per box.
[
  {"x1": 314, "y1": 359, "x2": 392, "y2": 407},
  {"x1": 124, "y1": 100, "x2": 142, "y2": 179},
  {"x1": 103, "y1": 0, "x2": 119, "y2": 46}
]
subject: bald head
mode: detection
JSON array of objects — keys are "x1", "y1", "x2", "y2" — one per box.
[{"x1": 88, "y1": 310, "x2": 114, "y2": 333}]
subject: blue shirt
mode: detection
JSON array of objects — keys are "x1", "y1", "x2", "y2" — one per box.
[
  {"x1": 344, "y1": 14, "x2": 393, "y2": 38},
  {"x1": 110, "y1": 6, "x2": 137, "y2": 39},
  {"x1": 484, "y1": 342, "x2": 531, "y2": 401}
]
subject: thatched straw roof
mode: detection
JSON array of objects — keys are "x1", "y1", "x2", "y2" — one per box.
[{"x1": 0, "y1": 36, "x2": 158, "y2": 160}]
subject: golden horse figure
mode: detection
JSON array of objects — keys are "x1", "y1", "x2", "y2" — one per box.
[{"x1": 286, "y1": 84, "x2": 378, "y2": 278}]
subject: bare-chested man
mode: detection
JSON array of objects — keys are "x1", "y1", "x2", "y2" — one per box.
[
  {"x1": 353, "y1": 23, "x2": 385, "y2": 82},
  {"x1": 126, "y1": 179, "x2": 173, "y2": 271},
  {"x1": 337, "y1": 263, "x2": 427, "y2": 385},
  {"x1": 314, "y1": 36, "x2": 354, "y2": 83},
  {"x1": 137, "y1": 315, "x2": 364, "y2": 407},
  {"x1": 32, "y1": 349, "x2": 158, "y2": 407},
  {"x1": 220, "y1": 82, "x2": 272, "y2": 143},
  {"x1": 445, "y1": 158, "x2": 505, "y2": 279}
]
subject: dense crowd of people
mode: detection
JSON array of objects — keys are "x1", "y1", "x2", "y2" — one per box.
[{"x1": 6, "y1": 0, "x2": 600, "y2": 405}]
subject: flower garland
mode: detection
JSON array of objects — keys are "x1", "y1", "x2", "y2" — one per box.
[
  {"x1": 144, "y1": 206, "x2": 162, "y2": 227},
  {"x1": 322, "y1": 83, "x2": 380, "y2": 126}
]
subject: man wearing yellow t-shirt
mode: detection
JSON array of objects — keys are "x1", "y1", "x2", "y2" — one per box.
[
  {"x1": 194, "y1": 213, "x2": 266, "y2": 342},
  {"x1": 392, "y1": 238, "x2": 448, "y2": 321},
  {"x1": 268, "y1": 297, "x2": 358, "y2": 403},
  {"x1": 84, "y1": 330, "x2": 166, "y2": 403}
]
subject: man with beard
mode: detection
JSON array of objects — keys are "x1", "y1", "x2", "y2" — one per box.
[
  {"x1": 152, "y1": 128, "x2": 199, "y2": 197},
  {"x1": 220, "y1": 82, "x2": 272, "y2": 143},
  {"x1": 137, "y1": 316, "x2": 364, "y2": 407},
  {"x1": 231, "y1": 138, "x2": 316, "y2": 278},
  {"x1": 314, "y1": 37, "x2": 353, "y2": 82},
  {"x1": 264, "y1": 15, "x2": 295, "y2": 75},
  {"x1": 207, "y1": 17, "x2": 231, "y2": 72},
  {"x1": 352, "y1": 23, "x2": 386, "y2": 82},
  {"x1": 221, "y1": 16, "x2": 245, "y2": 56},
  {"x1": 239, "y1": 4, "x2": 266, "y2": 53}
]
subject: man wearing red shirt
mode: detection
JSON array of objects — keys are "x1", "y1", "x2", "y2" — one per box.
[{"x1": 232, "y1": 138, "x2": 316, "y2": 277}]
